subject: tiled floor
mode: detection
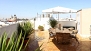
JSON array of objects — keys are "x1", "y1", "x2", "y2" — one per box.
[{"x1": 25, "y1": 33, "x2": 91, "y2": 51}]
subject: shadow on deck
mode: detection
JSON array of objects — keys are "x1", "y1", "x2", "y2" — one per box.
[{"x1": 25, "y1": 37, "x2": 91, "y2": 51}]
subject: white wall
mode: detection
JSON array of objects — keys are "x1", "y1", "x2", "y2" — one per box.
[
  {"x1": 76, "y1": 11, "x2": 81, "y2": 34},
  {"x1": 76, "y1": 9, "x2": 91, "y2": 37},
  {"x1": 34, "y1": 17, "x2": 50, "y2": 30},
  {"x1": 58, "y1": 21, "x2": 76, "y2": 27},
  {"x1": 30, "y1": 17, "x2": 76, "y2": 30}
]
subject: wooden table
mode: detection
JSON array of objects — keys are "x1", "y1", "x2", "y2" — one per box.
[{"x1": 56, "y1": 32, "x2": 71, "y2": 44}]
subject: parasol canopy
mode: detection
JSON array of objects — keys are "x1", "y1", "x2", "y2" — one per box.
[{"x1": 42, "y1": 6, "x2": 77, "y2": 14}]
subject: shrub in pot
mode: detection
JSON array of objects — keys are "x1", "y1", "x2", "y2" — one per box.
[
  {"x1": 48, "y1": 18, "x2": 58, "y2": 29},
  {"x1": 37, "y1": 25, "x2": 45, "y2": 40},
  {"x1": 38, "y1": 25, "x2": 44, "y2": 31}
]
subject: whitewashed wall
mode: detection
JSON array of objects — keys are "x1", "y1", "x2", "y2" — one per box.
[
  {"x1": 31, "y1": 17, "x2": 50, "y2": 30},
  {"x1": 30, "y1": 17, "x2": 77, "y2": 30},
  {"x1": 58, "y1": 21, "x2": 76, "y2": 28}
]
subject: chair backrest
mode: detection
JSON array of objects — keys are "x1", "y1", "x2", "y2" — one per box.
[
  {"x1": 73, "y1": 30, "x2": 78, "y2": 34},
  {"x1": 51, "y1": 28, "x2": 56, "y2": 34},
  {"x1": 63, "y1": 29, "x2": 70, "y2": 33},
  {"x1": 56, "y1": 28, "x2": 61, "y2": 32},
  {"x1": 69, "y1": 27, "x2": 74, "y2": 31},
  {"x1": 48, "y1": 28, "x2": 51, "y2": 32}
]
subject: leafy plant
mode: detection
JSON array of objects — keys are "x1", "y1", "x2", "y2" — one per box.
[
  {"x1": 38, "y1": 25, "x2": 44, "y2": 31},
  {"x1": 18, "y1": 21, "x2": 34, "y2": 38},
  {"x1": 48, "y1": 19, "x2": 58, "y2": 28},
  {"x1": 0, "y1": 32, "x2": 27, "y2": 51}
]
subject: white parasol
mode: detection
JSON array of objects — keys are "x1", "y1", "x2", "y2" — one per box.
[{"x1": 42, "y1": 6, "x2": 77, "y2": 20}]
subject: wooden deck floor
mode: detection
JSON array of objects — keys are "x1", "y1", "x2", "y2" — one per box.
[{"x1": 25, "y1": 34, "x2": 91, "y2": 51}]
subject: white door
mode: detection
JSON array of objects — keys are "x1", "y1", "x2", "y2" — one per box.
[
  {"x1": 77, "y1": 22, "x2": 80, "y2": 34},
  {"x1": 77, "y1": 12, "x2": 80, "y2": 34}
]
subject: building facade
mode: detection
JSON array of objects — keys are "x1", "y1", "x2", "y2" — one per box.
[{"x1": 76, "y1": 8, "x2": 91, "y2": 37}]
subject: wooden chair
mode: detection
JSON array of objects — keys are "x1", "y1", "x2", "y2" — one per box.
[
  {"x1": 70, "y1": 35, "x2": 79, "y2": 44},
  {"x1": 70, "y1": 30, "x2": 79, "y2": 44},
  {"x1": 48, "y1": 28, "x2": 56, "y2": 39}
]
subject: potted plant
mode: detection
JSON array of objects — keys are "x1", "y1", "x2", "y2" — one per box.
[
  {"x1": 17, "y1": 21, "x2": 34, "y2": 46},
  {"x1": 38, "y1": 25, "x2": 44, "y2": 31},
  {"x1": 48, "y1": 18, "x2": 58, "y2": 29},
  {"x1": 37, "y1": 25, "x2": 46, "y2": 40}
]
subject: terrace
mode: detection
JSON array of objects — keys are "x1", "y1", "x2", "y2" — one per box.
[
  {"x1": 0, "y1": 6, "x2": 91, "y2": 51},
  {"x1": 0, "y1": 17, "x2": 91, "y2": 51}
]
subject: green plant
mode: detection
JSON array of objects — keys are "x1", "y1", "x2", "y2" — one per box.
[
  {"x1": 18, "y1": 21, "x2": 34, "y2": 38},
  {"x1": 0, "y1": 32, "x2": 27, "y2": 51},
  {"x1": 48, "y1": 19, "x2": 58, "y2": 28},
  {"x1": 38, "y1": 25, "x2": 44, "y2": 31}
]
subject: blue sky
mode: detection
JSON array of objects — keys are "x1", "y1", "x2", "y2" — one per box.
[{"x1": 0, "y1": 0, "x2": 91, "y2": 19}]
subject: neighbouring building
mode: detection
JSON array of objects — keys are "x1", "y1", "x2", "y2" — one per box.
[
  {"x1": 76, "y1": 8, "x2": 91, "y2": 37},
  {"x1": 8, "y1": 15, "x2": 17, "y2": 22}
]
